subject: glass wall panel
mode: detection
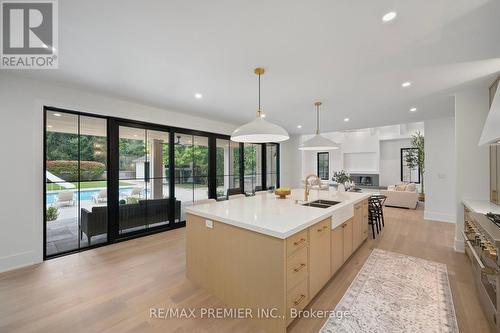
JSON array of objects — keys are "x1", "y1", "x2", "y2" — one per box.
[
  {"x1": 45, "y1": 111, "x2": 108, "y2": 256},
  {"x1": 317, "y1": 152, "x2": 329, "y2": 180},
  {"x1": 145, "y1": 130, "x2": 170, "y2": 226},
  {"x1": 175, "y1": 133, "x2": 209, "y2": 220},
  {"x1": 216, "y1": 139, "x2": 241, "y2": 199},
  {"x1": 118, "y1": 126, "x2": 172, "y2": 234},
  {"x1": 244, "y1": 143, "x2": 262, "y2": 194},
  {"x1": 266, "y1": 143, "x2": 278, "y2": 190}
]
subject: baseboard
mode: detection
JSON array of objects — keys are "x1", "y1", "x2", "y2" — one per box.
[
  {"x1": 0, "y1": 251, "x2": 38, "y2": 273},
  {"x1": 454, "y1": 237, "x2": 465, "y2": 253},
  {"x1": 424, "y1": 210, "x2": 456, "y2": 224}
]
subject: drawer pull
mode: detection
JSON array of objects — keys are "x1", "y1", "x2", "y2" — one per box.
[
  {"x1": 317, "y1": 225, "x2": 329, "y2": 232},
  {"x1": 293, "y1": 294, "x2": 306, "y2": 306},
  {"x1": 293, "y1": 263, "x2": 306, "y2": 272},
  {"x1": 293, "y1": 238, "x2": 306, "y2": 246}
]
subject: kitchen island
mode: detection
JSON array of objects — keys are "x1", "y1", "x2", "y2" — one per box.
[{"x1": 185, "y1": 189, "x2": 370, "y2": 333}]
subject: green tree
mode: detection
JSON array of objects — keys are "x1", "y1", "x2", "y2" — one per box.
[{"x1": 404, "y1": 131, "x2": 425, "y2": 195}]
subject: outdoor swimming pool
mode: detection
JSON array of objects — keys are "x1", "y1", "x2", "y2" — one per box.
[{"x1": 46, "y1": 188, "x2": 138, "y2": 204}]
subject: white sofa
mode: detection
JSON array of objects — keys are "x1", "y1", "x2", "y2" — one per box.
[{"x1": 380, "y1": 184, "x2": 418, "y2": 209}]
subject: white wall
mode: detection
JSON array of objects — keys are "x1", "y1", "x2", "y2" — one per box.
[
  {"x1": 299, "y1": 123, "x2": 424, "y2": 183},
  {"x1": 279, "y1": 135, "x2": 301, "y2": 189},
  {"x1": 379, "y1": 139, "x2": 411, "y2": 187},
  {"x1": 454, "y1": 86, "x2": 490, "y2": 251},
  {"x1": 0, "y1": 74, "x2": 239, "y2": 273},
  {"x1": 424, "y1": 117, "x2": 456, "y2": 223}
]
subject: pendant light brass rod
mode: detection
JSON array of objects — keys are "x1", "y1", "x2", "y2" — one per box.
[
  {"x1": 314, "y1": 101, "x2": 322, "y2": 135},
  {"x1": 255, "y1": 67, "x2": 265, "y2": 117}
]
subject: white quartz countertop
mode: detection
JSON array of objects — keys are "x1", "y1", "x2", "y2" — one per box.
[
  {"x1": 185, "y1": 189, "x2": 370, "y2": 239},
  {"x1": 463, "y1": 199, "x2": 500, "y2": 215}
]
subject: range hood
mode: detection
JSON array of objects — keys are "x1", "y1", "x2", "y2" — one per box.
[{"x1": 479, "y1": 83, "x2": 500, "y2": 146}]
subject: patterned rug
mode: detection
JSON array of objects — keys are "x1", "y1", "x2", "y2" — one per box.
[{"x1": 320, "y1": 248, "x2": 459, "y2": 333}]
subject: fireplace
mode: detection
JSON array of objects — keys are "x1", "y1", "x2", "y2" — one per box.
[{"x1": 350, "y1": 173, "x2": 379, "y2": 187}]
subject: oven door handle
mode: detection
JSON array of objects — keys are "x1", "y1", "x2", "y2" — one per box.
[{"x1": 462, "y1": 230, "x2": 486, "y2": 270}]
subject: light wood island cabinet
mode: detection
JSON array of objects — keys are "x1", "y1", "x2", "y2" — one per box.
[
  {"x1": 186, "y1": 196, "x2": 370, "y2": 333},
  {"x1": 308, "y1": 218, "x2": 331, "y2": 298}
]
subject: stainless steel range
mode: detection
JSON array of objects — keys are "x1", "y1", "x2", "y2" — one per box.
[{"x1": 463, "y1": 207, "x2": 500, "y2": 331}]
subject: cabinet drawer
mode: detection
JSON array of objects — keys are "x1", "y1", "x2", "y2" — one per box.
[
  {"x1": 286, "y1": 230, "x2": 308, "y2": 257},
  {"x1": 287, "y1": 278, "x2": 308, "y2": 323},
  {"x1": 286, "y1": 246, "x2": 308, "y2": 290}
]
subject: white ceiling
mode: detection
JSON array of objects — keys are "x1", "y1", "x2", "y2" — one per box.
[{"x1": 9, "y1": 0, "x2": 500, "y2": 134}]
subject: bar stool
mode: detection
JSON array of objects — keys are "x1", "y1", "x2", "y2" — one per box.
[
  {"x1": 368, "y1": 195, "x2": 386, "y2": 238},
  {"x1": 368, "y1": 198, "x2": 380, "y2": 238},
  {"x1": 371, "y1": 194, "x2": 386, "y2": 228}
]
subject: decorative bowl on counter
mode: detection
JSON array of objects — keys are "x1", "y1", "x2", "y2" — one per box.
[{"x1": 274, "y1": 188, "x2": 291, "y2": 199}]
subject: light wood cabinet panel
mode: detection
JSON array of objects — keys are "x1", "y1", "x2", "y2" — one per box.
[
  {"x1": 362, "y1": 199, "x2": 369, "y2": 241},
  {"x1": 286, "y1": 278, "x2": 308, "y2": 325},
  {"x1": 330, "y1": 224, "x2": 344, "y2": 276},
  {"x1": 353, "y1": 203, "x2": 362, "y2": 249},
  {"x1": 286, "y1": 246, "x2": 308, "y2": 291},
  {"x1": 343, "y1": 218, "x2": 353, "y2": 262},
  {"x1": 308, "y1": 219, "x2": 331, "y2": 298},
  {"x1": 286, "y1": 229, "x2": 308, "y2": 257}
]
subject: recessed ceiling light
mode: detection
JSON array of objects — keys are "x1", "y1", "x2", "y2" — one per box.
[
  {"x1": 382, "y1": 11, "x2": 397, "y2": 22},
  {"x1": 297, "y1": 125, "x2": 302, "y2": 129},
  {"x1": 344, "y1": 118, "x2": 350, "y2": 122},
  {"x1": 47, "y1": 125, "x2": 53, "y2": 128},
  {"x1": 409, "y1": 107, "x2": 417, "y2": 112},
  {"x1": 194, "y1": 93, "x2": 203, "y2": 99},
  {"x1": 401, "y1": 81, "x2": 412, "y2": 88},
  {"x1": 53, "y1": 113, "x2": 61, "y2": 117}
]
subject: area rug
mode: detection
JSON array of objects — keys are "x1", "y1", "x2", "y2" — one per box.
[{"x1": 320, "y1": 248, "x2": 459, "y2": 333}]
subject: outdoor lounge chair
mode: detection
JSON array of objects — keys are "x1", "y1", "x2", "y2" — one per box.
[
  {"x1": 80, "y1": 199, "x2": 181, "y2": 245},
  {"x1": 92, "y1": 188, "x2": 107, "y2": 204},
  {"x1": 129, "y1": 187, "x2": 143, "y2": 198},
  {"x1": 56, "y1": 191, "x2": 75, "y2": 207}
]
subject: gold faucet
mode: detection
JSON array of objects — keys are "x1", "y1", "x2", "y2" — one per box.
[{"x1": 304, "y1": 174, "x2": 321, "y2": 201}]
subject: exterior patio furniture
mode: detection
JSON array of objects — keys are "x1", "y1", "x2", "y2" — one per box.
[
  {"x1": 80, "y1": 199, "x2": 181, "y2": 244},
  {"x1": 129, "y1": 187, "x2": 143, "y2": 198},
  {"x1": 56, "y1": 191, "x2": 75, "y2": 207},
  {"x1": 92, "y1": 189, "x2": 107, "y2": 204}
]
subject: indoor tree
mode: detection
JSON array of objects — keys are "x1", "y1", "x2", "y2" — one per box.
[{"x1": 404, "y1": 131, "x2": 425, "y2": 201}]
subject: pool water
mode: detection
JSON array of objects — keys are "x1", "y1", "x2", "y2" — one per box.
[{"x1": 46, "y1": 188, "x2": 141, "y2": 204}]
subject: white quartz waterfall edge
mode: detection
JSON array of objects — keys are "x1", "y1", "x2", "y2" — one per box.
[{"x1": 320, "y1": 248, "x2": 459, "y2": 333}]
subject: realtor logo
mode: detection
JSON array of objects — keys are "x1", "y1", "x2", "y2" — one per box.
[{"x1": 1, "y1": 0, "x2": 58, "y2": 69}]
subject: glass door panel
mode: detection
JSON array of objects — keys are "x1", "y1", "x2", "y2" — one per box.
[
  {"x1": 175, "y1": 133, "x2": 209, "y2": 220},
  {"x1": 118, "y1": 126, "x2": 148, "y2": 234},
  {"x1": 145, "y1": 130, "x2": 170, "y2": 227},
  {"x1": 216, "y1": 139, "x2": 241, "y2": 199},
  {"x1": 244, "y1": 143, "x2": 262, "y2": 194},
  {"x1": 45, "y1": 111, "x2": 108, "y2": 256},
  {"x1": 118, "y1": 125, "x2": 172, "y2": 236}
]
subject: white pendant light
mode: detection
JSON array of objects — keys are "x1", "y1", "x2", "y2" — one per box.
[
  {"x1": 299, "y1": 102, "x2": 340, "y2": 150},
  {"x1": 231, "y1": 68, "x2": 289, "y2": 143}
]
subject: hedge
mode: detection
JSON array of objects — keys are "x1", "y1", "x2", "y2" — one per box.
[{"x1": 46, "y1": 160, "x2": 106, "y2": 181}]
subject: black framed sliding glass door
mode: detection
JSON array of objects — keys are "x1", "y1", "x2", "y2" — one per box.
[
  {"x1": 116, "y1": 124, "x2": 172, "y2": 237},
  {"x1": 44, "y1": 106, "x2": 282, "y2": 259},
  {"x1": 44, "y1": 109, "x2": 108, "y2": 257}
]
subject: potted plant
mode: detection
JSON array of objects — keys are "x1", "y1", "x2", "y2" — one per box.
[
  {"x1": 332, "y1": 170, "x2": 352, "y2": 192},
  {"x1": 46, "y1": 206, "x2": 59, "y2": 221},
  {"x1": 404, "y1": 131, "x2": 425, "y2": 201}
]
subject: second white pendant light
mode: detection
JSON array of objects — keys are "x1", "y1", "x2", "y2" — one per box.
[
  {"x1": 231, "y1": 68, "x2": 289, "y2": 143},
  {"x1": 299, "y1": 102, "x2": 339, "y2": 150}
]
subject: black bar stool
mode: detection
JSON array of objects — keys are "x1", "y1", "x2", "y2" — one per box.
[
  {"x1": 370, "y1": 194, "x2": 386, "y2": 228},
  {"x1": 368, "y1": 195, "x2": 386, "y2": 238}
]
